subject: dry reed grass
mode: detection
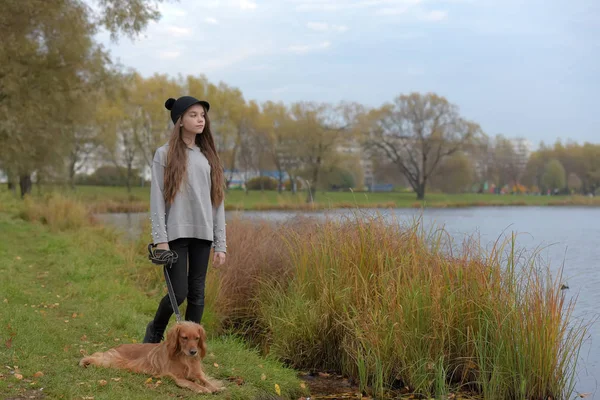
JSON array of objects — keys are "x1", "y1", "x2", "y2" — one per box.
[{"x1": 199, "y1": 213, "x2": 589, "y2": 399}]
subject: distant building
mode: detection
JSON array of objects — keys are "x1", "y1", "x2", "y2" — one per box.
[
  {"x1": 336, "y1": 140, "x2": 374, "y2": 190},
  {"x1": 510, "y1": 137, "x2": 533, "y2": 174}
]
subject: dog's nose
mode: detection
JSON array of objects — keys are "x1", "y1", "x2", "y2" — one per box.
[{"x1": 189, "y1": 349, "x2": 197, "y2": 356}]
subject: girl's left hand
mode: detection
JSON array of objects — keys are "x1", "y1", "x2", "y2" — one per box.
[{"x1": 214, "y1": 252, "x2": 226, "y2": 266}]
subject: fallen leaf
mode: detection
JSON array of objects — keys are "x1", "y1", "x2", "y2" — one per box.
[
  {"x1": 275, "y1": 383, "x2": 281, "y2": 396},
  {"x1": 98, "y1": 379, "x2": 107, "y2": 386},
  {"x1": 579, "y1": 394, "x2": 592, "y2": 398},
  {"x1": 15, "y1": 256, "x2": 21, "y2": 260},
  {"x1": 213, "y1": 363, "x2": 219, "y2": 368},
  {"x1": 5, "y1": 337, "x2": 12, "y2": 349},
  {"x1": 33, "y1": 371, "x2": 44, "y2": 378},
  {"x1": 261, "y1": 373, "x2": 266, "y2": 381},
  {"x1": 226, "y1": 376, "x2": 245, "y2": 386},
  {"x1": 14, "y1": 373, "x2": 23, "y2": 380},
  {"x1": 111, "y1": 378, "x2": 121, "y2": 382},
  {"x1": 258, "y1": 364, "x2": 264, "y2": 368},
  {"x1": 81, "y1": 335, "x2": 87, "y2": 341},
  {"x1": 300, "y1": 382, "x2": 306, "y2": 389},
  {"x1": 3, "y1": 299, "x2": 7, "y2": 303},
  {"x1": 145, "y1": 377, "x2": 153, "y2": 384},
  {"x1": 82, "y1": 397, "x2": 94, "y2": 400},
  {"x1": 64, "y1": 320, "x2": 69, "y2": 323},
  {"x1": 318, "y1": 372, "x2": 330, "y2": 378},
  {"x1": 72, "y1": 313, "x2": 77, "y2": 318}
]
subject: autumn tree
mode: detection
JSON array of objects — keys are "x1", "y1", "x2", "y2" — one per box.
[
  {"x1": 567, "y1": 173, "x2": 582, "y2": 193},
  {"x1": 364, "y1": 92, "x2": 481, "y2": 200},
  {"x1": 542, "y1": 159, "x2": 566, "y2": 193},
  {"x1": 129, "y1": 72, "x2": 182, "y2": 169},
  {"x1": 96, "y1": 74, "x2": 144, "y2": 192},
  {"x1": 261, "y1": 101, "x2": 303, "y2": 193},
  {"x1": 291, "y1": 101, "x2": 358, "y2": 202},
  {"x1": 428, "y1": 152, "x2": 475, "y2": 193},
  {"x1": 0, "y1": 0, "x2": 165, "y2": 197}
]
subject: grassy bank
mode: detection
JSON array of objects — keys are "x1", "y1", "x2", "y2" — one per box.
[
  {"x1": 0, "y1": 193, "x2": 308, "y2": 400},
  {"x1": 6, "y1": 185, "x2": 600, "y2": 213},
  {"x1": 202, "y1": 216, "x2": 591, "y2": 399}
]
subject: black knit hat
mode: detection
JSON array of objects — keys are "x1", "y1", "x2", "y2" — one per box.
[{"x1": 164, "y1": 96, "x2": 210, "y2": 124}]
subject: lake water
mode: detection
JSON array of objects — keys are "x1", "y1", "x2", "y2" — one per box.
[{"x1": 95, "y1": 206, "x2": 600, "y2": 398}]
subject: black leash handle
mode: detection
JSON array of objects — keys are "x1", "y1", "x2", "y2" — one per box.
[{"x1": 148, "y1": 243, "x2": 182, "y2": 323}]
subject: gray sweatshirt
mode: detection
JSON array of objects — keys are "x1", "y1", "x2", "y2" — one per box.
[{"x1": 150, "y1": 143, "x2": 227, "y2": 253}]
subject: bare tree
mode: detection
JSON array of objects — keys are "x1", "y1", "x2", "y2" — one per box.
[{"x1": 363, "y1": 92, "x2": 481, "y2": 200}]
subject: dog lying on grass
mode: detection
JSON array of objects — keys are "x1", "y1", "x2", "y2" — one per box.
[{"x1": 79, "y1": 321, "x2": 223, "y2": 394}]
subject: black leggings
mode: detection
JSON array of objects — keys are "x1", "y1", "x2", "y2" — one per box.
[{"x1": 151, "y1": 237, "x2": 212, "y2": 331}]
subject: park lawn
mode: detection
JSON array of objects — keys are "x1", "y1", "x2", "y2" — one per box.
[
  {"x1": 17, "y1": 185, "x2": 600, "y2": 213},
  {"x1": 0, "y1": 209, "x2": 308, "y2": 400}
]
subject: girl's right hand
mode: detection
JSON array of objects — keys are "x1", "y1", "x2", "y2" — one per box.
[{"x1": 156, "y1": 242, "x2": 170, "y2": 251}]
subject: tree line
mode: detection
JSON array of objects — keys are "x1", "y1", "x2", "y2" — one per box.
[{"x1": 1, "y1": 1, "x2": 598, "y2": 202}]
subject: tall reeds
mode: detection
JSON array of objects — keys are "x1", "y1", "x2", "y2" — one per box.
[{"x1": 203, "y1": 212, "x2": 589, "y2": 399}]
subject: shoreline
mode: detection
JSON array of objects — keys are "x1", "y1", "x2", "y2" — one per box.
[{"x1": 87, "y1": 198, "x2": 600, "y2": 214}]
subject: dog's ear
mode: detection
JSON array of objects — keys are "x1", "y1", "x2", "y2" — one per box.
[
  {"x1": 166, "y1": 324, "x2": 180, "y2": 358},
  {"x1": 198, "y1": 325, "x2": 207, "y2": 359}
]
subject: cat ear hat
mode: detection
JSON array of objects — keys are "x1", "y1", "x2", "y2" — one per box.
[{"x1": 165, "y1": 96, "x2": 210, "y2": 124}]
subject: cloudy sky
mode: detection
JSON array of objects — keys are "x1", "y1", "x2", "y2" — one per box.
[{"x1": 94, "y1": 0, "x2": 599, "y2": 146}]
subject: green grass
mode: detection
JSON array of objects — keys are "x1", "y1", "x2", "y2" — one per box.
[
  {"x1": 7, "y1": 185, "x2": 600, "y2": 213},
  {"x1": 0, "y1": 194, "x2": 308, "y2": 399}
]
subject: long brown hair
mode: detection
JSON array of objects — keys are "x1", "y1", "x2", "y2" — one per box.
[{"x1": 163, "y1": 106, "x2": 225, "y2": 206}]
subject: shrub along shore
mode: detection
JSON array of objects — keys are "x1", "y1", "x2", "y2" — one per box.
[
  {"x1": 9, "y1": 185, "x2": 600, "y2": 214},
  {"x1": 0, "y1": 191, "x2": 592, "y2": 399}
]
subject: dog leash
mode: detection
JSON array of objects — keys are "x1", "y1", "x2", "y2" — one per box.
[{"x1": 148, "y1": 243, "x2": 182, "y2": 323}]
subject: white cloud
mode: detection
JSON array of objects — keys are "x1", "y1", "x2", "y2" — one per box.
[
  {"x1": 157, "y1": 3, "x2": 187, "y2": 18},
  {"x1": 307, "y1": 22, "x2": 329, "y2": 31},
  {"x1": 205, "y1": 17, "x2": 219, "y2": 24},
  {"x1": 165, "y1": 25, "x2": 193, "y2": 37},
  {"x1": 307, "y1": 22, "x2": 348, "y2": 32},
  {"x1": 288, "y1": 41, "x2": 331, "y2": 54},
  {"x1": 199, "y1": 44, "x2": 273, "y2": 72},
  {"x1": 421, "y1": 9, "x2": 448, "y2": 21},
  {"x1": 294, "y1": 0, "x2": 422, "y2": 12},
  {"x1": 239, "y1": 0, "x2": 257, "y2": 10},
  {"x1": 158, "y1": 50, "x2": 181, "y2": 60}
]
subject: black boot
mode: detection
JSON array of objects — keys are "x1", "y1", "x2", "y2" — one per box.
[
  {"x1": 185, "y1": 303, "x2": 205, "y2": 325},
  {"x1": 143, "y1": 320, "x2": 165, "y2": 343}
]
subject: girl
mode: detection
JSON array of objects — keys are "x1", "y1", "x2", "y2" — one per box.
[{"x1": 144, "y1": 96, "x2": 227, "y2": 343}]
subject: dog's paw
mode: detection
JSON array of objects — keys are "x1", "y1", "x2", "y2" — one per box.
[{"x1": 79, "y1": 358, "x2": 91, "y2": 368}]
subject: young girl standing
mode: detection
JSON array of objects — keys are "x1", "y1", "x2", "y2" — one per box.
[{"x1": 144, "y1": 96, "x2": 227, "y2": 343}]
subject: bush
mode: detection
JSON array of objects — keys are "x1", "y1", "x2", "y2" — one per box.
[
  {"x1": 19, "y1": 192, "x2": 94, "y2": 231},
  {"x1": 246, "y1": 176, "x2": 278, "y2": 191},
  {"x1": 75, "y1": 165, "x2": 145, "y2": 187}
]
